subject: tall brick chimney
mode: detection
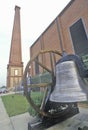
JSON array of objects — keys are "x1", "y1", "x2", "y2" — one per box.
[{"x1": 7, "y1": 6, "x2": 23, "y2": 88}]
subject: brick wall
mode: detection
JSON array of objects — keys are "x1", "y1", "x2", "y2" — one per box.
[{"x1": 30, "y1": 0, "x2": 88, "y2": 76}]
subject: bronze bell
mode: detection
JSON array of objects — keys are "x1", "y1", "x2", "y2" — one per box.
[{"x1": 50, "y1": 60, "x2": 88, "y2": 103}]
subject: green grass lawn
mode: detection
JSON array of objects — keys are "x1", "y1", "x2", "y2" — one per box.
[
  {"x1": 2, "y1": 94, "x2": 29, "y2": 117},
  {"x1": 2, "y1": 92, "x2": 88, "y2": 117},
  {"x1": 1, "y1": 92, "x2": 43, "y2": 117}
]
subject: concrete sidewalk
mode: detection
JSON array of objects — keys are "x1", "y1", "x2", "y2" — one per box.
[
  {"x1": 10, "y1": 112, "x2": 33, "y2": 130},
  {"x1": 0, "y1": 97, "x2": 32, "y2": 130},
  {"x1": 0, "y1": 97, "x2": 13, "y2": 130}
]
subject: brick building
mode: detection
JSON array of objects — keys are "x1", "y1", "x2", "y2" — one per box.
[{"x1": 30, "y1": 0, "x2": 88, "y2": 76}]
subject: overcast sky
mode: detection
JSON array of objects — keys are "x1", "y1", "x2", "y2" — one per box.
[{"x1": 0, "y1": 0, "x2": 70, "y2": 87}]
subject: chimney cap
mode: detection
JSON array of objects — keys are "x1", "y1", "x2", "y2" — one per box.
[{"x1": 15, "y1": 5, "x2": 20, "y2": 10}]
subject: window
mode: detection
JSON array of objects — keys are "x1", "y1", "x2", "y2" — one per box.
[
  {"x1": 14, "y1": 69, "x2": 18, "y2": 76},
  {"x1": 35, "y1": 57, "x2": 39, "y2": 75},
  {"x1": 70, "y1": 18, "x2": 88, "y2": 56}
]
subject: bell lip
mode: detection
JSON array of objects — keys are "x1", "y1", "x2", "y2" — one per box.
[
  {"x1": 49, "y1": 98, "x2": 88, "y2": 103},
  {"x1": 50, "y1": 94, "x2": 88, "y2": 103}
]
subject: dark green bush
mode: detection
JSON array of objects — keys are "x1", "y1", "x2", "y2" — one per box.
[
  {"x1": 31, "y1": 72, "x2": 52, "y2": 84},
  {"x1": 28, "y1": 91, "x2": 44, "y2": 116},
  {"x1": 28, "y1": 72, "x2": 52, "y2": 116}
]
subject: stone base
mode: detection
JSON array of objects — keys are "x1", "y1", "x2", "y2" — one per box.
[
  {"x1": 28, "y1": 105, "x2": 79, "y2": 130},
  {"x1": 46, "y1": 107, "x2": 88, "y2": 130}
]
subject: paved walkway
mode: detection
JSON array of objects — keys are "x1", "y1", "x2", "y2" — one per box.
[
  {"x1": 0, "y1": 97, "x2": 13, "y2": 130},
  {"x1": 0, "y1": 97, "x2": 32, "y2": 130}
]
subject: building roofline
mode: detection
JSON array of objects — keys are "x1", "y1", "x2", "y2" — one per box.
[
  {"x1": 30, "y1": 0, "x2": 75, "y2": 48},
  {"x1": 59, "y1": 0, "x2": 75, "y2": 17}
]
